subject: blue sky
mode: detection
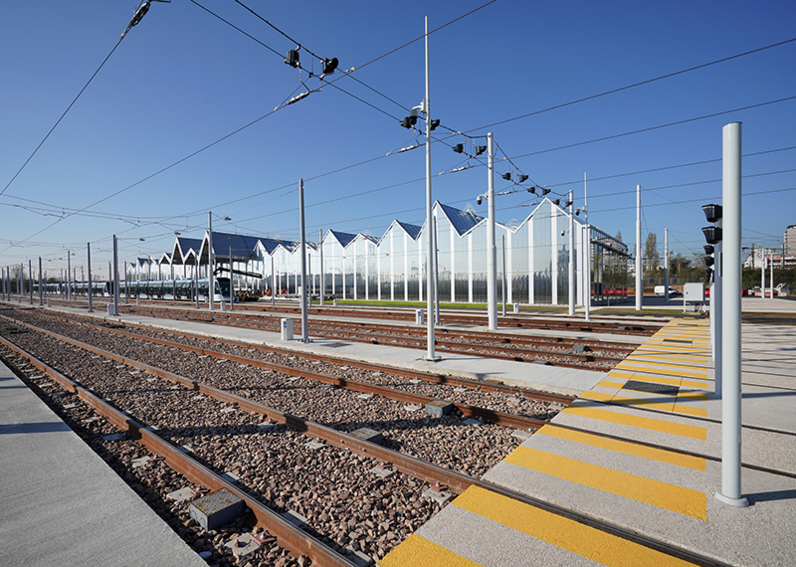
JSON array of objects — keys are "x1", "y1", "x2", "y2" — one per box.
[{"x1": 2, "y1": 0, "x2": 795, "y2": 276}]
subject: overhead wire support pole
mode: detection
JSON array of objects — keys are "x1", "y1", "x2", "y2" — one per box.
[
  {"x1": 299, "y1": 179, "x2": 309, "y2": 343},
  {"x1": 208, "y1": 212, "x2": 214, "y2": 311},
  {"x1": 664, "y1": 228, "x2": 669, "y2": 303},
  {"x1": 487, "y1": 132, "x2": 497, "y2": 330},
  {"x1": 424, "y1": 16, "x2": 438, "y2": 361},
  {"x1": 319, "y1": 229, "x2": 324, "y2": 307},
  {"x1": 584, "y1": 173, "x2": 590, "y2": 321},
  {"x1": 568, "y1": 189, "x2": 574, "y2": 316},
  {"x1": 38, "y1": 257, "x2": 43, "y2": 306},
  {"x1": 113, "y1": 235, "x2": 119, "y2": 317},
  {"x1": 636, "y1": 184, "x2": 643, "y2": 311}
]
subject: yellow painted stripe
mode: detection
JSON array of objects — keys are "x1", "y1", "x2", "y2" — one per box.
[
  {"x1": 605, "y1": 394, "x2": 676, "y2": 413},
  {"x1": 452, "y1": 486, "x2": 699, "y2": 567},
  {"x1": 581, "y1": 390, "x2": 614, "y2": 402},
  {"x1": 628, "y1": 353, "x2": 707, "y2": 365},
  {"x1": 539, "y1": 426, "x2": 706, "y2": 471},
  {"x1": 597, "y1": 380, "x2": 625, "y2": 389},
  {"x1": 608, "y1": 370, "x2": 708, "y2": 390},
  {"x1": 619, "y1": 358, "x2": 707, "y2": 372},
  {"x1": 563, "y1": 405, "x2": 707, "y2": 440},
  {"x1": 672, "y1": 405, "x2": 709, "y2": 418},
  {"x1": 379, "y1": 533, "x2": 481, "y2": 567},
  {"x1": 504, "y1": 447, "x2": 707, "y2": 520},
  {"x1": 616, "y1": 363, "x2": 708, "y2": 379},
  {"x1": 677, "y1": 391, "x2": 709, "y2": 402}
]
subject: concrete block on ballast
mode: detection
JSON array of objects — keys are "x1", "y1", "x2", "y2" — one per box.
[
  {"x1": 189, "y1": 488, "x2": 246, "y2": 531},
  {"x1": 425, "y1": 400, "x2": 454, "y2": 417},
  {"x1": 349, "y1": 427, "x2": 383, "y2": 444}
]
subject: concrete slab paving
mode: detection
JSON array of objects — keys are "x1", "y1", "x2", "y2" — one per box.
[{"x1": 0, "y1": 361, "x2": 206, "y2": 567}]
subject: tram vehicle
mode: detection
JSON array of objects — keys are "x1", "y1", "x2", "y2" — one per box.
[{"x1": 123, "y1": 276, "x2": 231, "y2": 302}]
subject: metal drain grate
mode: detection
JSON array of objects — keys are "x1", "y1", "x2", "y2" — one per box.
[{"x1": 623, "y1": 380, "x2": 680, "y2": 396}]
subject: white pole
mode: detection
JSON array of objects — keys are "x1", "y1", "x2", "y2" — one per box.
[
  {"x1": 271, "y1": 255, "x2": 275, "y2": 306},
  {"x1": 29, "y1": 259, "x2": 33, "y2": 305},
  {"x1": 716, "y1": 121, "x2": 748, "y2": 507},
  {"x1": 501, "y1": 235, "x2": 507, "y2": 317},
  {"x1": 424, "y1": 16, "x2": 437, "y2": 360},
  {"x1": 38, "y1": 257, "x2": 43, "y2": 306},
  {"x1": 636, "y1": 184, "x2": 642, "y2": 311},
  {"x1": 319, "y1": 229, "x2": 324, "y2": 306},
  {"x1": 229, "y1": 246, "x2": 235, "y2": 311},
  {"x1": 208, "y1": 212, "x2": 215, "y2": 310},
  {"x1": 87, "y1": 243, "x2": 93, "y2": 312},
  {"x1": 715, "y1": 223, "x2": 723, "y2": 398},
  {"x1": 584, "y1": 173, "x2": 590, "y2": 321},
  {"x1": 434, "y1": 216, "x2": 440, "y2": 325},
  {"x1": 568, "y1": 189, "x2": 574, "y2": 316},
  {"x1": 299, "y1": 179, "x2": 309, "y2": 342},
  {"x1": 664, "y1": 228, "x2": 669, "y2": 303},
  {"x1": 67, "y1": 252, "x2": 72, "y2": 301},
  {"x1": 113, "y1": 235, "x2": 119, "y2": 317},
  {"x1": 487, "y1": 132, "x2": 497, "y2": 330},
  {"x1": 769, "y1": 252, "x2": 773, "y2": 299},
  {"x1": 761, "y1": 248, "x2": 765, "y2": 298}
]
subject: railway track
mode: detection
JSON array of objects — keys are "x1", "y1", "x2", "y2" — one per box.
[
  {"x1": 113, "y1": 304, "x2": 632, "y2": 370},
  {"x1": 0, "y1": 314, "x2": 727, "y2": 567}
]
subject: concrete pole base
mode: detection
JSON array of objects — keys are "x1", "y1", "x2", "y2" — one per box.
[{"x1": 715, "y1": 490, "x2": 749, "y2": 508}]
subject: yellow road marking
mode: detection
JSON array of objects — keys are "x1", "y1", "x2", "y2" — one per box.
[
  {"x1": 627, "y1": 353, "x2": 707, "y2": 365},
  {"x1": 608, "y1": 370, "x2": 708, "y2": 390},
  {"x1": 504, "y1": 447, "x2": 707, "y2": 520},
  {"x1": 672, "y1": 404, "x2": 709, "y2": 418},
  {"x1": 539, "y1": 426, "x2": 706, "y2": 471},
  {"x1": 563, "y1": 405, "x2": 707, "y2": 440},
  {"x1": 451, "y1": 486, "x2": 700, "y2": 567},
  {"x1": 597, "y1": 380, "x2": 625, "y2": 389},
  {"x1": 378, "y1": 533, "x2": 482, "y2": 567}
]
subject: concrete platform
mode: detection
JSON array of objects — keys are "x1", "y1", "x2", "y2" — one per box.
[
  {"x1": 0, "y1": 360, "x2": 207, "y2": 567},
  {"x1": 380, "y1": 319, "x2": 796, "y2": 567}
]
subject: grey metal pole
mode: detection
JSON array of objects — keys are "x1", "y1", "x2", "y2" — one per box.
[
  {"x1": 29, "y1": 259, "x2": 33, "y2": 305},
  {"x1": 113, "y1": 235, "x2": 119, "y2": 317},
  {"x1": 271, "y1": 255, "x2": 275, "y2": 307},
  {"x1": 194, "y1": 264, "x2": 199, "y2": 309},
  {"x1": 38, "y1": 257, "x2": 43, "y2": 306},
  {"x1": 716, "y1": 121, "x2": 748, "y2": 507},
  {"x1": 636, "y1": 184, "x2": 642, "y2": 311},
  {"x1": 229, "y1": 246, "x2": 234, "y2": 311},
  {"x1": 67, "y1": 253, "x2": 72, "y2": 301},
  {"x1": 769, "y1": 252, "x2": 773, "y2": 299},
  {"x1": 568, "y1": 189, "x2": 574, "y2": 316},
  {"x1": 171, "y1": 263, "x2": 175, "y2": 304},
  {"x1": 208, "y1": 212, "x2": 215, "y2": 311},
  {"x1": 664, "y1": 228, "x2": 669, "y2": 303},
  {"x1": 584, "y1": 173, "x2": 591, "y2": 321},
  {"x1": 715, "y1": 223, "x2": 723, "y2": 398},
  {"x1": 434, "y1": 215, "x2": 440, "y2": 326},
  {"x1": 501, "y1": 235, "x2": 507, "y2": 317},
  {"x1": 761, "y1": 249, "x2": 765, "y2": 298},
  {"x1": 299, "y1": 179, "x2": 309, "y2": 342},
  {"x1": 87, "y1": 243, "x2": 93, "y2": 313},
  {"x1": 424, "y1": 16, "x2": 437, "y2": 360},
  {"x1": 125, "y1": 261, "x2": 129, "y2": 304},
  {"x1": 487, "y1": 132, "x2": 497, "y2": 330},
  {"x1": 319, "y1": 229, "x2": 324, "y2": 306}
]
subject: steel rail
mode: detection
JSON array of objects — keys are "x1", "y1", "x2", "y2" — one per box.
[
  {"x1": 0, "y1": 326, "x2": 730, "y2": 567},
  {"x1": 0, "y1": 334, "x2": 359, "y2": 567},
  {"x1": 27, "y1": 309, "x2": 576, "y2": 406},
  {"x1": 1, "y1": 313, "x2": 548, "y2": 432}
]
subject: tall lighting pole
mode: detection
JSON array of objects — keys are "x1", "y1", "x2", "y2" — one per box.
[
  {"x1": 487, "y1": 132, "x2": 497, "y2": 330},
  {"x1": 584, "y1": 173, "x2": 590, "y2": 321},
  {"x1": 208, "y1": 212, "x2": 214, "y2": 311},
  {"x1": 423, "y1": 16, "x2": 437, "y2": 360},
  {"x1": 568, "y1": 189, "x2": 574, "y2": 316},
  {"x1": 299, "y1": 178, "x2": 309, "y2": 343},
  {"x1": 635, "y1": 184, "x2": 643, "y2": 311}
]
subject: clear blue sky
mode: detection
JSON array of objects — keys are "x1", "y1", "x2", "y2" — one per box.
[{"x1": 2, "y1": 0, "x2": 795, "y2": 277}]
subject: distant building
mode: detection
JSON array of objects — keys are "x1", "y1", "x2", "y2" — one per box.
[
  {"x1": 785, "y1": 224, "x2": 796, "y2": 254},
  {"x1": 744, "y1": 247, "x2": 796, "y2": 269}
]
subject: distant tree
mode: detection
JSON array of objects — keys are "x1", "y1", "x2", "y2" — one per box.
[
  {"x1": 644, "y1": 232, "x2": 660, "y2": 276},
  {"x1": 615, "y1": 230, "x2": 623, "y2": 242}
]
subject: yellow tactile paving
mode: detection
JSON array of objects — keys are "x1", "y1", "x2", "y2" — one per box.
[
  {"x1": 626, "y1": 353, "x2": 707, "y2": 365},
  {"x1": 447, "y1": 486, "x2": 700, "y2": 567},
  {"x1": 503, "y1": 447, "x2": 707, "y2": 520},
  {"x1": 539, "y1": 426, "x2": 706, "y2": 471},
  {"x1": 378, "y1": 533, "x2": 481, "y2": 567},
  {"x1": 563, "y1": 405, "x2": 707, "y2": 440}
]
